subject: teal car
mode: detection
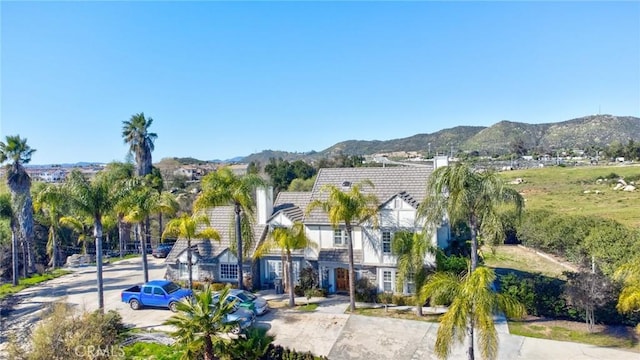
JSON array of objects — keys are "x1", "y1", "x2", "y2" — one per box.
[{"x1": 213, "y1": 289, "x2": 269, "y2": 316}]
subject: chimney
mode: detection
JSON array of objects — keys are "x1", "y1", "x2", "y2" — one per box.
[
  {"x1": 256, "y1": 186, "x2": 273, "y2": 225},
  {"x1": 434, "y1": 155, "x2": 449, "y2": 169}
]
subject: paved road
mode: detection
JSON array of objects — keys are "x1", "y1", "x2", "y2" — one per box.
[{"x1": 1, "y1": 257, "x2": 638, "y2": 360}]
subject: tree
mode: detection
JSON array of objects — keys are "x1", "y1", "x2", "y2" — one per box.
[
  {"x1": 194, "y1": 167, "x2": 266, "y2": 290},
  {"x1": 122, "y1": 113, "x2": 157, "y2": 177},
  {"x1": 33, "y1": 183, "x2": 67, "y2": 269},
  {"x1": 254, "y1": 222, "x2": 317, "y2": 307},
  {"x1": 162, "y1": 213, "x2": 220, "y2": 290},
  {"x1": 0, "y1": 192, "x2": 19, "y2": 285},
  {"x1": 164, "y1": 285, "x2": 238, "y2": 360},
  {"x1": 0, "y1": 135, "x2": 37, "y2": 274},
  {"x1": 564, "y1": 270, "x2": 614, "y2": 332},
  {"x1": 122, "y1": 182, "x2": 178, "y2": 283},
  {"x1": 613, "y1": 258, "x2": 640, "y2": 332},
  {"x1": 420, "y1": 266, "x2": 526, "y2": 360},
  {"x1": 64, "y1": 170, "x2": 130, "y2": 310},
  {"x1": 391, "y1": 230, "x2": 434, "y2": 316},
  {"x1": 417, "y1": 162, "x2": 524, "y2": 271},
  {"x1": 100, "y1": 162, "x2": 135, "y2": 258},
  {"x1": 306, "y1": 180, "x2": 379, "y2": 312}
]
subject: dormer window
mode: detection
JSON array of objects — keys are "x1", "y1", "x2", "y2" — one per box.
[{"x1": 341, "y1": 181, "x2": 352, "y2": 188}]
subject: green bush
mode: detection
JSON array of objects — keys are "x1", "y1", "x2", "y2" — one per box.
[
  {"x1": 260, "y1": 344, "x2": 328, "y2": 360},
  {"x1": 436, "y1": 253, "x2": 468, "y2": 276},
  {"x1": 354, "y1": 277, "x2": 377, "y2": 302},
  {"x1": 377, "y1": 292, "x2": 393, "y2": 305}
]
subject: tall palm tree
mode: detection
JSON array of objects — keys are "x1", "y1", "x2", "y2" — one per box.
[
  {"x1": 254, "y1": 222, "x2": 317, "y2": 307},
  {"x1": 164, "y1": 285, "x2": 238, "y2": 360},
  {"x1": 392, "y1": 230, "x2": 434, "y2": 316},
  {"x1": 162, "y1": 213, "x2": 221, "y2": 290},
  {"x1": 60, "y1": 214, "x2": 92, "y2": 254},
  {"x1": 306, "y1": 180, "x2": 379, "y2": 312},
  {"x1": 0, "y1": 192, "x2": 19, "y2": 285},
  {"x1": 100, "y1": 162, "x2": 135, "y2": 258},
  {"x1": 420, "y1": 266, "x2": 526, "y2": 360},
  {"x1": 122, "y1": 113, "x2": 157, "y2": 177},
  {"x1": 417, "y1": 162, "x2": 524, "y2": 271},
  {"x1": 64, "y1": 170, "x2": 130, "y2": 310},
  {"x1": 123, "y1": 183, "x2": 178, "y2": 282},
  {"x1": 0, "y1": 135, "x2": 37, "y2": 274},
  {"x1": 33, "y1": 183, "x2": 67, "y2": 269},
  {"x1": 193, "y1": 167, "x2": 266, "y2": 290}
]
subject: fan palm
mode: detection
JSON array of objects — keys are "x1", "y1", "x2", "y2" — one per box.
[
  {"x1": 64, "y1": 170, "x2": 130, "y2": 310},
  {"x1": 122, "y1": 113, "x2": 157, "y2": 177},
  {"x1": 254, "y1": 222, "x2": 317, "y2": 307},
  {"x1": 165, "y1": 285, "x2": 239, "y2": 360},
  {"x1": 193, "y1": 167, "x2": 266, "y2": 290},
  {"x1": 0, "y1": 135, "x2": 37, "y2": 274},
  {"x1": 306, "y1": 180, "x2": 379, "y2": 312},
  {"x1": 162, "y1": 213, "x2": 221, "y2": 290},
  {"x1": 420, "y1": 266, "x2": 526, "y2": 360},
  {"x1": 391, "y1": 230, "x2": 434, "y2": 316}
]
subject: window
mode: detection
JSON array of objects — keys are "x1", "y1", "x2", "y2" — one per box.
[
  {"x1": 382, "y1": 231, "x2": 392, "y2": 254},
  {"x1": 143, "y1": 286, "x2": 153, "y2": 294},
  {"x1": 334, "y1": 229, "x2": 345, "y2": 246},
  {"x1": 220, "y1": 263, "x2": 238, "y2": 281},
  {"x1": 178, "y1": 262, "x2": 188, "y2": 280},
  {"x1": 153, "y1": 287, "x2": 164, "y2": 295},
  {"x1": 383, "y1": 271, "x2": 393, "y2": 292},
  {"x1": 267, "y1": 260, "x2": 283, "y2": 280},
  {"x1": 406, "y1": 272, "x2": 416, "y2": 294}
]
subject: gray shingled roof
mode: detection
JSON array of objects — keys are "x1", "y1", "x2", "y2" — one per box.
[
  {"x1": 318, "y1": 249, "x2": 363, "y2": 264},
  {"x1": 165, "y1": 205, "x2": 267, "y2": 263},
  {"x1": 270, "y1": 192, "x2": 311, "y2": 223},
  {"x1": 305, "y1": 167, "x2": 433, "y2": 224}
]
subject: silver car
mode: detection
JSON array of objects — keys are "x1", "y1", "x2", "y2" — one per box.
[
  {"x1": 219, "y1": 303, "x2": 255, "y2": 334},
  {"x1": 214, "y1": 289, "x2": 269, "y2": 316}
]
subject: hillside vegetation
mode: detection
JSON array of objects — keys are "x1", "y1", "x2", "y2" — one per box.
[{"x1": 501, "y1": 164, "x2": 640, "y2": 228}]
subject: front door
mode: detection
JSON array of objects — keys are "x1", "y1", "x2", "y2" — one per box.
[{"x1": 336, "y1": 268, "x2": 349, "y2": 292}]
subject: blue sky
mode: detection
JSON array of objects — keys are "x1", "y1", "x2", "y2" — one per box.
[{"x1": 1, "y1": 1, "x2": 639, "y2": 165}]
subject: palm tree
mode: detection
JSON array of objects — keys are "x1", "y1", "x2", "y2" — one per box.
[
  {"x1": 193, "y1": 167, "x2": 266, "y2": 290},
  {"x1": 614, "y1": 257, "x2": 640, "y2": 333},
  {"x1": 123, "y1": 183, "x2": 178, "y2": 282},
  {"x1": 254, "y1": 222, "x2": 317, "y2": 307},
  {"x1": 0, "y1": 135, "x2": 37, "y2": 274},
  {"x1": 33, "y1": 183, "x2": 67, "y2": 269},
  {"x1": 64, "y1": 169, "x2": 130, "y2": 310},
  {"x1": 122, "y1": 113, "x2": 157, "y2": 177},
  {"x1": 0, "y1": 192, "x2": 19, "y2": 285},
  {"x1": 164, "y1": 285, "x2": 238, "y2": 360},
  {"x1": 417, "y1": 162, "x2": 524, "y2": 271},
  {"x1": 60, "y1": 214, "x2": 92, "y2": 254},
  {"x1": 420, "y1": 266, "x2": 526, "y2": 360},
  {"x1": 162, "y1": 213, "x2": 221, "y2": 290},
  {"x1": 306, "y1": 180, "x2": 379, "y2": 312},
  {"x1": 391, "y1": 230, "x2": 434, "y2": 316},
  {"x1": 100, "y1": 162, "x2": 135, "y2": 258}
]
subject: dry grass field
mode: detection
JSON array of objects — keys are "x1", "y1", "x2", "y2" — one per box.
[{"x1": 500, "y1": 164, "x2": 640, "y2": 228}]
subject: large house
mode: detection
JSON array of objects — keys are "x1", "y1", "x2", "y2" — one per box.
[{"x1": 164, "y1": 157, "x2": 451, "y2": 294}]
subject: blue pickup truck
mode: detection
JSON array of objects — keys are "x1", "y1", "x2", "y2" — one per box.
[{"x1": 121, "y1": 280, "x2": 192, "y2": 312}]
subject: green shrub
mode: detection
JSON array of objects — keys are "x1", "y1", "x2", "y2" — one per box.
[
  {"x1": 298, "y1": 267, "x2": 319, "y2": 291},
  {"x1": 354, "y1": 277, "x2": 377, "y2": 302},
  {"x1": 377, "y1": 292, "x2": 393, "y2": 305},
  {"x1": 260, "y1": 344, "x2": 329, "y2": 360},
  {"x1": 436, "y1": 253, "x2": 468, "y2": 276}
]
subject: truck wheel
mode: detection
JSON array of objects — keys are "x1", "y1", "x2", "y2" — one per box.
[
  {"x1": 129, "y1": 299, "x2": 141, "y2": 310},
  {"x1": 169, "y1": 301, "x2": 178, "y2": 313}
]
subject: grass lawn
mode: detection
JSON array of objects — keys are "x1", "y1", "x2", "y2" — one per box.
[
  {"x1": 509, "y1": 319, "x2": 640, "y2": 352},
  {"x1": 296, "y1": 303, "x2": 319, "y2": 312},
  {"x1": 482, "y1": 245, "x2": 574, "y2": 278},
  {"x1": 123, "y1": 342, "x2": 181, "y2": 360},
  {"x1": 0, "y1": 269, "x2": 71, "y2": 300},
  {"x1": 353, "y1": 306, "x2": 441, "y2": 323},
  {"x1": 500, "y1": 164, "x2": 640, "y2": 228}
]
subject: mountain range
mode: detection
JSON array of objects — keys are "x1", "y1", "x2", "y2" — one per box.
[{"x1": 241, "y1": 114, "x2": 640, "y2": 164}]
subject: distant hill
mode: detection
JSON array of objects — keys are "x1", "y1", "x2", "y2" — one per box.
[{"x1": 242, "y1": 114, "x2": 640, "y2": 163}]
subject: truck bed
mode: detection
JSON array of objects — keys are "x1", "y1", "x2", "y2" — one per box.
[{"x1": 122, "y1": 285, "x2": 141, "y2": 293}]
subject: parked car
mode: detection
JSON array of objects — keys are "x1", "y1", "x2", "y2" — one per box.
[
  {"x1": 121, "y1": 280, "x2": 192, "y2": 312},
  {"x1": 213, "y1": 289, "x2": 269, "y2": 316},
  {"x1": 152, "y1": 243, "x2": 174, "y2": 258},
  {"x1": 217, "y1": 303, "x2": 256, "y2": 334}
]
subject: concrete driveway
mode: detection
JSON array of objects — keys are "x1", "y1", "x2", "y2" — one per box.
[{"x1": 1, "y1": 257, "x2": 638, "y2": 360}]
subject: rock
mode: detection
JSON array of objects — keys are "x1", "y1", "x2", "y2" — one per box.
[
  {"x1": 623, "y1": 185, "x2": 636, "y2": 192},
  {"x1": 65, "y1": 254, "x2": 93, "y2": 267}
]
